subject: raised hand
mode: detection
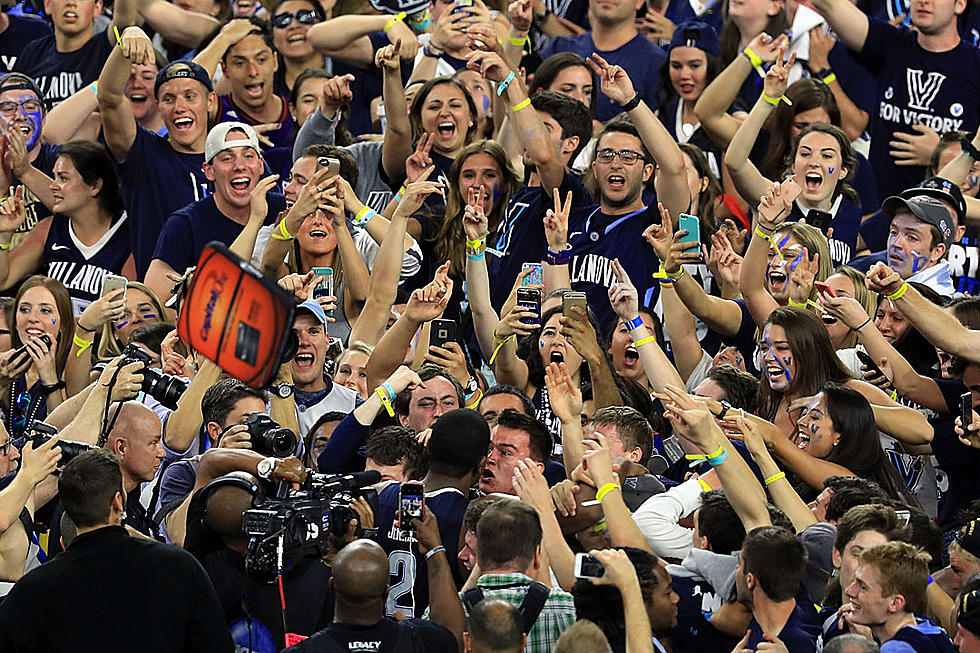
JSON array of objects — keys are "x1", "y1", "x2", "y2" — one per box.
[
  {"x1": 763, "y1": 43, "x2": 796, "y2": 100},
  {"x1": 494, "y1": 301, "x2": 537, "y2": 340},
  {"x1": 716, "y1": 218, "x2": 748, "y2": 255},
  {"x1": 544, "y1": 187, "x2": 572, "y2": 251},
  {"x1": 706, "y1": 229, "x2": 743, "y2": 288},
  {"x1": 587, "y1": 53, "x2": 637, "y2": 106},
  {"x1": 278, "y1": 270, "x2": 319, "y2": 302},
  {"x1": 0, "y1": 185, "x2": 27, "y2": 234},
  {"x1": 248, "y1": 174, "x2": 280, "y2": 222},
  {"x1": 424, "y1": 341, "x2": 470, "y2": 386},
  {"x1": 756, "y1": 178, "x2": 800, "y2": 228},
  {"x1": 657, "y1": 383, "x2": 721, "y2": 451},
  {"x1": 817, "y1": 294, "x2": 871, "y2": 330},
  {"x1": 20, "y1": 433, "x2": 61, "y2": 484},
  {"x1": 119, "y1": 26, "x2": 154, "y2": 64},
  {"x1": 641, "y1": 201, "x2": 675, "y2": 263},
  {"x1": 320, "y1": 74, "x2": 355, "y2": 118},
  {"x1": 507, "y1": 0, "x2": 532, "y2": 32},
  {"x1": 787, "y1": 247, "x2": 818, "y2": 306},
  {"x1": 78, "y1": 288, "x2": 126, "y2": 333},
  {"x1": 865, "y1": 261, "x2": 904, "y2": 296},
  {"x1": 607, "y1": 258, "x2": 639, "y2": 321},
  {"x1": 405, "y1": 133, "x2": 434, "y2": 185},
  {"x1": 513, "y1": 458, "x2": 553, "y2": 513},
  {"x1": 466, "y1": 49, "x2": 513, "y2": 84},
  {"x1": 545, "y1": 361, "x2": 583, "y2": 424},
  {"x1": 463, "y1": 184, "x2": 489, "y2": 239},
  {"x1": 375, "y1": 40, "x2": 401, "y2": 72},
  {"x1": 744, "y1": 31, "x2": 788, "y2": 64},
  {"x1": 0, "y1": 347, "x2": 31, "y2": 382},
  {"x1": 384, "y1": 364, "x2": 424, "y2": 395},
  {"x1": 385, "y1": 20, "x2": 419, "y2": 61},
  {"x1": 587, "y1": 547, "x2": 640, "y2": 591},
  {"x1": 431, "y1": 3, "x2": 469, "y2": 51},
  {"x1": 405, "y1": 260, "x2": 453, "y2": 322},
  {"x1": 561, "y1": 305, "x2": 602, "y2": 363},
  {"x1": 393, "y1": 166, "x2": 444, "y2": 219},
  {"x1": 3, "y1": 126, "x2": 30, "y2": 178}
]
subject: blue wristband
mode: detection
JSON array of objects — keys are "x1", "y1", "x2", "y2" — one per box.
[
  {"x1": 497, "y1": 71, "x2": 516, "y2": 96},
  {"x1": 706, "y1": 449, "x2": 729, "y2": 467},
  {"x1": 381, "y1": 382, "x2": 396, "y2": 401},
  {"x1": 624, "y1": 315, "x2": 643, "y2": 331}
]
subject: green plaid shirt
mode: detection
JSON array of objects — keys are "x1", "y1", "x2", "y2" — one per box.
[{"x1": 461, "y1": 573, "x2": 576, "y2": 653}]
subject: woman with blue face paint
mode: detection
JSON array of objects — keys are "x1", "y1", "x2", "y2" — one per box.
[{"x1": 725, "y1": 45, "x2": 864, "y2": 269}]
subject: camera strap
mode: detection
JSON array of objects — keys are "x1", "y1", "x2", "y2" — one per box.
[{"x1": 461, "y1": 581, "x2": 550, "y2": 634}]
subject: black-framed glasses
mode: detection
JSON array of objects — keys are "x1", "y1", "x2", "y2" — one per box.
[
  {"x1": 271, "y1": 9, "x2": 318, "y2": 27},
  {"x1": 596, "y1": 148, "x2": 647, "y2": 165},
  {"x1": 0, "y1": 98, "x2": 42, "y2": 119}
]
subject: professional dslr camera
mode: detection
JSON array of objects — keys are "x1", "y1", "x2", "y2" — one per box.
[
  {"x1": 120, "y1": 343, "x2": 190, "y2": 410},
  {"x1": 28, "y1": 421, "x2": 97, "y2": 471},
  {"x1": 242, "y1": 413, "x2": 298, "y2": 458},
  {"x1": 242, "y1": 470, "x2": 380, "y2": 582}
]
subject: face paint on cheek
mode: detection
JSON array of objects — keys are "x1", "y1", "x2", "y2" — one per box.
[
  {"x1": 828, "y1": 167, "x2": 835, "y2": 175},
  {"x1": 789, "y1": 252, "x2": 803, "y2": 272},
  {"x1": 540, "y1": 340, "x2": 546, "y2": 349},
  {"x1": 482, "y1": 94, "x2": 490, "y2": 113},
  {"x1": 910, "y1": 251, "x2": 927, "y2": 274},
  {"x1": 780, "y1": 356, "x2": 793, "y2": 384},
  {"x1": 23, "y1": 108, "x2": 42, "y2": 151},
  {"x1": 115, "y1": 321, "x2": 129, "y2": 329}
]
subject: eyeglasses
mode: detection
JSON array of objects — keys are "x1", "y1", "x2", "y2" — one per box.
[
  {"x1": 0, "y1": 99, "x2": 42, "y2": 119},
  {"x1": 10, "y1": 392, "x2": 30, "y2": 435},
  {"x1": 271, "y1": 9, "x2": 318, "y2": 27},
  {"x1": 596, "y1": 148, "x2": 647, "y2": 165}
]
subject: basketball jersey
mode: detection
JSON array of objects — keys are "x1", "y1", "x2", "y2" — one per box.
[
  {"x1": 376, "y1": 484, "x2": 469, "y2": 618},
  {"x1": 42, "y1": 213, "x2": 130, "y2": 317},
  {"x1": 786, "y1": 196, "x2": 862, "y2": 268}
]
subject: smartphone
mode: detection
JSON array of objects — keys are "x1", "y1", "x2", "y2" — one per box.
[
  {"x1": 453, "y1": 0, "x2": 473, "y2": 13},
  {"x1": 813, "y1": 280, "x2": 837, "y2": 297},
  {"x1": 13, "y1": 333, "x2": 51, "y2": 360},
  {"x1": 521, "y1": 262, "x2": 543, "y2": 287},
  {"x1": 316, "y1": 157, "x2": 340, "y2": 179},
  {"x1": 311, "y1": 267, "x2": 334, "y2": 317},
  {"x1": 678, "y1": 213, "x2": 700, "y2": 254},
  {"x1": 429, "y1": 318, "x2": 457, "y2": 350},
  {"x1": 574, "y1": 553, "x2": 605, "y2": 579},
  {"x1": 856, "y1": 350, "x2": 885, "y2": 379},
  {"x1": 399, "y1": 481, "x2": 425, "y2": 529},
  {"x1": 562, "y1": 291, "x2": 587, "y2": 316},
  {"x1": 517, "y1": 287, "x2": 541, "y2": 326},
  {"x1": 102, "y1": 274, "x2": 128, "y2": 301},
  {"x1": 961, "y1": 391, "x2": 974, "y2": 430},
  {"x1": 807, "y1": 209, "x2": 833, "y2": 236}
]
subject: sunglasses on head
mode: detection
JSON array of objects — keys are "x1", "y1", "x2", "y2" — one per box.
[{"x1": 271, "y1": 9, "x2": 318, "y2": 27}]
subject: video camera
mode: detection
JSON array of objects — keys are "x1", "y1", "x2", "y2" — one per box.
[
  {"x1": 242, "y1": 470, "x2": 381, "y2": 583},
  {"x1": 120, "y1": 343, "x2": 190, "y2": 410}
]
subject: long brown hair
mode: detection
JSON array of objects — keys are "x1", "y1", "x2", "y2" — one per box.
[
  {"x1": 719, "y1": 1, "x2": 788, "y2": 64},
  {"x1": 759, "y1": 79, "x2": 843, "y2": 182},
  {"x1": 433, "y1": 141, "x2": 521, "y2": 278},
  {"x1": 8, "y1": 276, "x2": 74, "y2": 377},
  {"x1": 679, "y1": 143, "x2": 722, "y2": 240}
]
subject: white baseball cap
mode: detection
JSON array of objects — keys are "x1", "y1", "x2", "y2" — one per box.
[{"x1": 204, "y1": 122, "x2": 261, "y2": 162}]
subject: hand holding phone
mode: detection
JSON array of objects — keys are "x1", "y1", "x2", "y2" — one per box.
[
  {"x1": 399, "y1": 482, "x2": 425, "y2": 530},
  {"x1": 813, "y1": 280, "x2": 837, "y2": 297},
  {"x1": 678, "y1": 213, "x2": 700, "y2": 254},
  {"x1": 961, "y1": 392, "x2": 974, "y2": 432},
  {"x1": 574, "y1": 552, "x2": 605, "y2": 579}
]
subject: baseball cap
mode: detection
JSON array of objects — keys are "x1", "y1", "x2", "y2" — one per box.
[
  {"x1": 668, "y1": 21, "x2": 721, "y2": 58},
  {"x1": 0, "y1": 73, "x2": 44, "y2": 112},
  {"x1": 881, "y1": 194, "x2": 955, "y2": 250},
  {"x1": 154, "y1": 60, "x2": 213, "y2": 98},
  {"x1": 903, "y1": 177, "x2": 966, "y2": 225},
  {"x1": 960, "y1": 589, "x2": 980, "y2": 636},
  {"x1": 957, "y1": 518, "x2": 980, "y2": 558},
  {"x1": 294, "y1": 298, "x2": 327, "y2": 326},
  {"x1": 204, "y1": 122, "x2": 261, "y2": 163}
]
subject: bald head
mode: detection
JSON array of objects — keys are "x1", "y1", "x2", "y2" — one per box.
[
  {"x1": 104, "y1": 401, "x2": 164, "y2": 487},
  {"x1": 204, "y1": 483, "x2": 254, "y2": 547},
  {"x1": 333, "y1": 539, "x2": 389, "y2": 600},
  {"x1": 111, "y1": 401, "x2": 161, "y2": 437},
  {"x1": 466, "y1": 599, "x2": 524, "y2": 653}
]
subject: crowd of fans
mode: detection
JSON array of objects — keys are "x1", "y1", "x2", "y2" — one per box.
[{"x1": 4, "y1": 0, "x2": 980, "y2": 649}]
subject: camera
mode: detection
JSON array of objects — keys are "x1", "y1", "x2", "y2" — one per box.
[
  {"x1": 243, "y1": 413, "x2": 298, "y2": 458},
  {"x1": 120, "y1": 343, "x2": 190, "y2": 410},
  {"x1": 242, "y1": 470, "x2": 380, "y2": 582},
  {"x1": 29, "y1": 421, "x2": 97, "y2": 471}
]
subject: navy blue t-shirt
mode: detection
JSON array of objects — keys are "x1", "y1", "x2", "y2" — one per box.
[
  {"x1": 746, "y1": 601, "x2": 820, "y2": 652},
  {"x1": 540, "y1": 33, "x2": 666, "y2": 122},
  {"x1": 824, "y1": 42, "x2": 878, "y2": 117},
  {"x1": 786, "y1": 198, "x2": 862, "y2": 267},
  {"x1": 858, "y1": 20, "x2": 980, "y2": 200},
  {"x1": 284, "y1": 618, "x2": 457, "y2": 653},
  {"x1": 14, "y1": 30, "x2": 113, "y2": 108},
  {"x1": 1, "y1": 13, "x2": 52, "y2": 73},
  {"x1": 376, "y1": 484, "x2": 469, "y2": 618},
  {"x1": 152, "y1": 193, "x2": 285, "y2": 273},
  {"x1": 883, "y1": 619, "x2": 956, "y2": 653},
  {"x1": 42, "y1": 212, "x2": 131, "y2": 317},
  {"x1": 565, "y1": 204, "x2": 661, "y2": 332},
  {"x1": 488, "y1": 172, "x2": 592, "y2": 311},
  {"x1": 216, "y1": 93, "x2": 296, "y2": 181},
  {"x1": 113, "y1": 124, "x2": 210, "y2": 278},
  {"x1": 670, "y1": 574, "x2": 740, "y2": 653},
  {"x1": 663, "y1": 0, "x2": 724, "y2": 34}
]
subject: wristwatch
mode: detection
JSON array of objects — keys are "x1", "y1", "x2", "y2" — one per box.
[
  {"x1": 272, "y1": 383, "x2": 294, "y2": 399},
  {"x1": 256, "y1": 457, "x2": 276, "y2": 481},
  {"x1": 714, "y1": 400, "x2": 733, "y2": 420}
]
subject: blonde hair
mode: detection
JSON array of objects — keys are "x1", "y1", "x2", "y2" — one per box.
[
  {"x1": 859, "y1": 541, "x2": 931, "y2": 616},
  {"x1": 831, "y1": 266, "x2": 877, "y2": 349}
]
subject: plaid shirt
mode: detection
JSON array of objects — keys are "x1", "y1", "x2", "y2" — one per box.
[{"x1": 461, "y1": 573, "x2": 576, "y2": 653}]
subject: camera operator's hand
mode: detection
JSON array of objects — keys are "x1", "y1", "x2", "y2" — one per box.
[
  {"x1": 411, "y1": 505, "x2": 442, "y2": 555},
  {"x1": 272, "y1": 456, "x2": 307, "y2": 484},
  {"x1": 340, "y1": 496, "x2": 376, "y2": 544},
  {"x1": 0, "y1": 347, "x2": 31, "y2": 382},
  {"x1": 21, "y1": 433, "x2": 61, "y2": 484},
  {"x1": 99, "y1": 356, "x2": 145, "y2": 402},
  {"x1": 78, "y1": 288, "x2": 125, "y2": 332},
  {"x1": 160, "y1": 329, "x2": 195, "y2": 379},
  {"x1": 217, "y1": 424, "x2": 251, "y2": 449}
]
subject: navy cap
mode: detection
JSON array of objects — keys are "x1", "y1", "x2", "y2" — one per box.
[
  {"x1": 668, "y1": 21, "x2": 721, "y2": 58},
  {"x1": 882, "y1": 194, "x2": 955, "y2": 250},
  {"x1": 905, "y1": 177, "x2": 966, "y2": 226},
  {"x1": 154, "y1": 61, "x2": 213, "y2": 98}
]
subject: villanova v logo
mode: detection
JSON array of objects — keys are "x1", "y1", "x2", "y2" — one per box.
[{"x1": 906, "y1": 69, "x2": 946, "y2": 111}]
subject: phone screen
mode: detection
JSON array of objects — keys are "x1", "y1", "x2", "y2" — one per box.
[
  {"x1": 961, "y1": 391, "x2": 973, "y2": 429},
  {"x1": 517, "y1": 288, "x2": 541, "y2": 326},
  {"x1": 399, "y1": 483, "x2": 425, "y2": 526},
  {"x1": 575, "y1": 553, "x2": 605, "y2": 578}
]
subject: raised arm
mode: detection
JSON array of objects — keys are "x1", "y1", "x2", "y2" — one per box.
[
  {"x1": 0, "y1": 189, "x2": 46, "y2": 291},
  {"x1": 107, "y1": 0, "x2": 139, "y2": 46},
  {"x1": 462, "y1": 183, "x2": 501, "y2": 358},
  {"x1": 514, "y1": 458, "x2": 577, "y2": 592},
  {"x1": 307, "y1": 14, "x2": 417, "y2": 67},
  {"x1": 259, "y1": 168, "x2": 338, "y2": 277},
  {"x1": 725, "y1": 47, "x2": 794, "y2": 207},
  {"x1": 809, "y1": 0, "x2": 870, "y2": 52},
  {"x1": 377, "y1": 41, "x2": 413, "y2": 185},
  {"x1": 41, "y1": 85, "x2": 100, "y2": 144},
  {"x1": 98, "y1": 26, "x2": 154, "y2": 162},
  {"x1": 738, "y1": 179, "x2": 798, "y2": 325},
  {"x1": 137, "y1": 0, "x2": 220, "y2": 48},
  {"x1": 589, "y1": 53, "x2": 689, "y2": 219}
]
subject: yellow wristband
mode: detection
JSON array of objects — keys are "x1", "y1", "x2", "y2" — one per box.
[
  {"x1": 464, "y1": 389, "x2": 483, "y2": 409},
  {"x1": 73, "y1": 332, "x2": 93, "y2": 357},
  {"x1": 788, "y1": 298, "x2": 807, "y2": 308},
  {"x1": 764, "y1": 471, "x2": 786, "y2": 486},
  {"x1": 384, "y1": 11, "x2": 406, "y2": 32},
  {"x1": 632, "y1": 335, "x2": 658, "y2": 347},
  {"x1": 508, "y1": 34, "x2": 528, "y2": 47},
  {"x1": 821, "y1": 72, "x2": 837, "y2": 85},
  {"x1": 742, "y1": 47, "x2": 765, "y2": 77},
  {"x1": 488, "y1": 334, "x2": 516, "y2": 365},
  {"x1": 696, "y1": 478, "x2": 712, "y2": 492},
  {"x1": 705, "y1": 444, "x2": 725, "y2": 459},
  {"x1": 595, "y1": 482, "x2": 620, "y2": 503},
  {"x1": 465, "y1": 236, "x2": 486, "y2": 249},
  {"x1": 664, "y1": 266, "x2": 685, "y2": 280},
  {"x1": 271, "y1": 219, "x2": 294, "y2": 241},
  {"x1": 760, "y1": 92, "x2": 792, "y2": 107},
  {"x1": 0, "y1": 240, "x2": 10, "y2": 251},
  {"x1": 885, "y1": 282, "x2": 909, "y2": 302},
  {"x1": 375, "y1": 386, "x2": 395, "y2": 416},
  {"x1": 512, "y1": 98, "x2": 531, "y2": 112},
  {"x1": 113, "y1": 25, "x2": 123, "y2": 49}
]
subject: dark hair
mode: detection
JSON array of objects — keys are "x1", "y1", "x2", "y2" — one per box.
[
  {"x1": 821, "y1": 383, "x2": 913, "y2": 502},
  {"x1": 301, "y1": 143, "x2": 359, "y2": 189},
  {"x1": 756, "y1": 307, "x2": 853, "y2": 420},
  {"x1": 365, "y1": 425, "x2": 423, "y2": 467},
  {"x1": 426, "y1": 408, "x2": 490, "y2": 478},
  {"x1": 59, "y1": 449, "x2": 124, "y2": 528},
  {"x1": 128, "y1": 321, "x2": 175, "y2": 356},
  {"x1": 467, "y1": 599, "x2": 525, "y2": 652},
  {"x1": 201, "y1": 378, "x2": 269, "y2": 428},
  {"x1": 719, "y1": 7, "x2": 788, "y2": 65},
  {"x1": 303, "y1": 409, "x2": 346, "y2": 467},
  {"x1": 698, "y1": 490, "x2": 747, "y2": 555},
  {"x1": 835, "y1": 504, "x2": 910, "y2": 553},
  {"x1": 528, "y1": 52, "x2": 597, "y2": 113},
  {"x1": 656, "y1": 47, "x2": 723, "y2": 112},
  {"x1": 824, "y1": 478, "x2": 893, "y2": 523},
  {"x1": 780, "y1": 123, "x2": 857, "y2": 202},
  {"x1": 271, "y1": 0, "x2": 325, "y2": 23},
  {"x1": 707, "y1": 364, "x2": 759, "y2": 412},
  {"x1": 518, "y1": 305, "x2": 606, "y2": 391},
  {"x1": 409, "y1": 77, "x2": 478, "y2": 146},
  {"x1": 612, "y1": 373, "x2": 664, "y2": 437},
  {"x1": 742, "y1": 526, "x2": 807, "y2": 602},
  {"x1": 595, "y1": 118, "x2": 652, "y2": 164},
  {"x1": 588, "y1": 406, "x2": 653, "y2": 464},
  {"x1": 904, "y1": 507, "x2": 944, "y2": 573},
  {"x1": 219, "y1": 17, "x2": 274, "y2": 61},
  {"x1": 759, "y1": 79, "x2": 843, "y2": 183},
  {"x1": 494, "y1": 409, "x2": 553, "y2": 463},
  {"x1": 57, "y1": 141, "x2": 125, "y2": 219},
  {"x1": 291, "y1": 71, "x2": 354, "y2": 146},
  {"x1": 678, "y1": 143, "x2": 723, "y2": 237},
  {"x1": 530, "y1": 90, "x2": 594, "y2": 162},
  {"x1": 877, "y1": 282, "x2": 944, "y2": 376},
  {"x1": 463, "y1": 495, "x2": 502, "y2": 534},
  {"x1": 482, "y1": 384, "x2": 535, "y2": 416},
  {"x1": 476, "y1": 500, "x2": 542, "y2": 570},
  {"x1": 393, "y1": 365, "x2": 465, "y2": 417},
  {"x1": 572, "y1": 547, "x2": 660, "y2": 643}
]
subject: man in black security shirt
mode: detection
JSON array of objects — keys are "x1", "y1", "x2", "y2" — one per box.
[
  {"x1": 0, "y1": 449, "x2": 232, "y2": 652},
  {"x1": 284, "y1": 539, "x2": 457, "y2": 653}
]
